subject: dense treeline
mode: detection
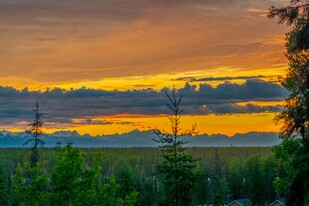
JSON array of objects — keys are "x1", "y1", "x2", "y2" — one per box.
[{"x1": 0, "y1": 146, "x2": 279, "y2": 205}]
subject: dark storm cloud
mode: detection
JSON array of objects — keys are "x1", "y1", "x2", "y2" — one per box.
[
  {"x1": 176, "y1": 80, "x2": 287, "y2": 103},
  {"x1": 0, "y1": 80, "x2": 287, "y2": 125}
]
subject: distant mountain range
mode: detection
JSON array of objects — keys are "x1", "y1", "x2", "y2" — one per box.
[{"x1": 0, "y1": 130, "x2": 281, "y2": 148}]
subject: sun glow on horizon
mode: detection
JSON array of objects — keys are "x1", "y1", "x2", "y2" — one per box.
[{"x1": 2, "y1": 113, "x2": 282, "y2": 137}]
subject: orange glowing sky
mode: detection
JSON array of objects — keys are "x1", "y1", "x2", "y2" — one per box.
[{"x1": 0, "y1": 0, "x2": 290, "y2": 135}]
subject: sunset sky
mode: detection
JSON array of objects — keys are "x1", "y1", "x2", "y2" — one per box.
[{"x1": 0, "y1": 0, "x2": 290, "y2": 136}]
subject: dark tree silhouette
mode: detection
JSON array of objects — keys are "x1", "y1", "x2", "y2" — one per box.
[
  {"x1": 153, "y1": 88, "x2": 198, "y2": 206},
  {"x1": 23, "y1": 101, "x2": 46, "y2": 167},
  {"x1": 269, "y1": 1, "x2": 309, "y2": 205},
  {"x1": 269, "y1": 0, "x2": 309, "y2": 139}
]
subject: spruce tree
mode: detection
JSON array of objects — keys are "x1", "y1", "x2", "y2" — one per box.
[
  {"x1": 154, "y1": 88, "x2": 198, "y2": 206},
  {"x1": 23, "y1": 101, "x2": 45, "y2": 167}
]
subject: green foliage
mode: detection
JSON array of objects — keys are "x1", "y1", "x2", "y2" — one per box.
[
  {"x1": 50, "y1": 142, "x2": 140, "y2": 206},
  {"x1": 10, "y1": 161, "x2": 49, "y2": 206},
  {"x1": 193, "y1": 170, "x2": 209, "y2": 204},
  {"x1": 11, "y1": 163, "x2": 24, "y2": 205},
  {"x1": 228, "y1": 160, "x2": 246, "y2": 200},
  {"x1": 269, "y1": 0, "x2": 309, "y2": 139},
  {"x1": 98, "y1": 176, "x2": 139, "y2": 206},
  {"x1": 272, "y1": 137, "x2": 309, "y2": 204},
  {"x1": 99, "y1": 176, "x2": 124, "y2": 206},
  {"x1": 246, "y1": 156, "x2": 265, "y2": 205},
  {"x1": 138, "y1": 177, "x2": 158, "y2": 206},
  {"x1": 124, "y1": 191, "x2": 139, "y2": 206},
  {"x1": 76, "y1": 164, "x2": 102, "y2": 206},
  {"x1": 210, "y1": 179, "x2": 232, "y2": 206},
  {"x1": 50, "y1": 142, "x2": 84, "y2": 205},
  {"x1": 261, "y1": 156, "x2": 277, "y2": 202},
  {"x1": 117, "y1": 165, "x2": 136, "y2": 199},
  {"x1": 154, "y1": 88, "x2": 198, "y2": 206},
  {"x1": 0, "y1": 169, "x2": 9, "y2": 205},
  {"x1": 0, "y1": 147, "x2": 281, "y2": 205},
  {"x1": 269, "y1": 1, "x2": 309, "y2": 204}
]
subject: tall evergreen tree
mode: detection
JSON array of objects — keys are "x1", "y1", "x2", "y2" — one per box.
[
  {"x1": 154, "y1": 88, "x2": 198, "y2": 206},
  {"x1": 23, "y1": 101, "x2": 45, "y2": 167},
  {"x1": 269, "y1": 1, "x2": 309, "y2": 205}
]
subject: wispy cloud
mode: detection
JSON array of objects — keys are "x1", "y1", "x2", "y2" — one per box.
[
  {"x1": 173, "y1": 75, "x2": 267, "y2": 82},
  {"x1": 0, "y1": 0, "x2": 289, "y2": 83}
]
